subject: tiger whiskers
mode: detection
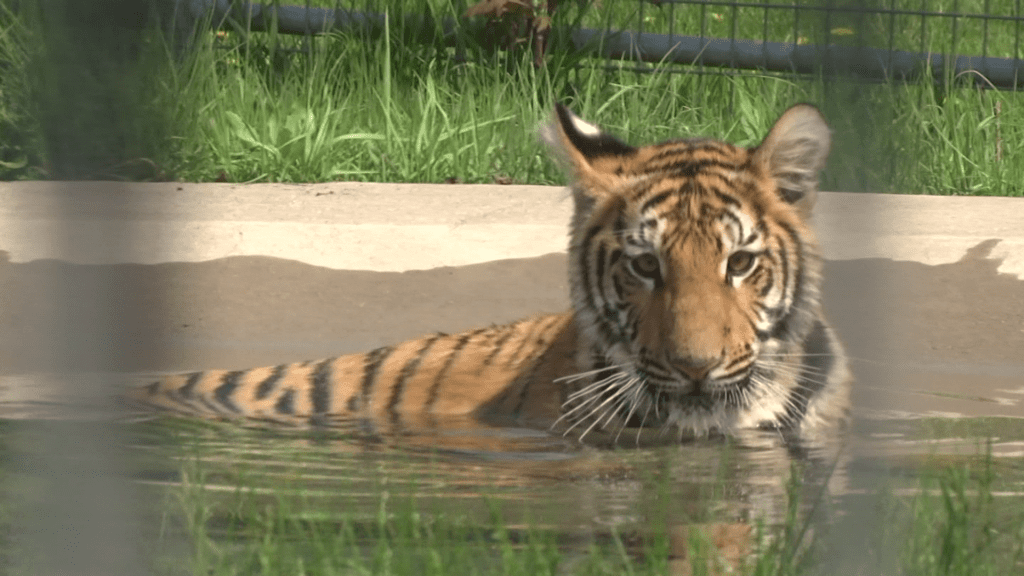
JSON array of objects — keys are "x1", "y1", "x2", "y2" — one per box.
[
  {"x1": 749, "y1": 357, "x2": 835, "y2": 430},
  {"x1": 613, "y1": 381, "x2": 652, "y2": 446},
  {"x1": 579, "y1": 377, "x2": 642, "y2": 441},
  {"x1": 555, "y1": 363, "x2": 630, "y2": 386},
  {"x1": 554, "y1": 368, "x2": 644, "y2": 441},
  {"x1": 757, "y1": 354, "x2": 832, "y2": 381},
  {"x1": 748, "y1": 370, "x2": 799, "y2": 429},
  {"x1": 756, "y1": 355, "x2": 823, "y2": 382}
]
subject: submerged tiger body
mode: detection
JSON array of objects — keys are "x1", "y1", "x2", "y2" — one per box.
[{"x1": 130, "y1": 104, "x2": 851, "y2": 441}]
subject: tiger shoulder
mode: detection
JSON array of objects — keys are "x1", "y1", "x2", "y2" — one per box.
[{"x1": 128, "y1": 103, "x2": 852, "y2": 442}]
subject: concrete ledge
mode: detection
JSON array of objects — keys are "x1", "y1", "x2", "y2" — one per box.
[{"x1": 0, "y1": 181, "x2": 1021, "y2": 277}]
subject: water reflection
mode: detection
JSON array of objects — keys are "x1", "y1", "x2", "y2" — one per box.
[
  {"x1": 125, "y1": 415, "x2": 849, "y2": 532},
  {"x1": 3, "y1": 403, "x2": 1021, "y2": 574}
]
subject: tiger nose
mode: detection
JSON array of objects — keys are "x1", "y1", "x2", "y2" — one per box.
[{"x1": 669, "y1": 354, "x2": 719, "y2": 381}]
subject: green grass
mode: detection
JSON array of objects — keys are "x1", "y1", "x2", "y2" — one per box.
[
  {"x1": 0, "y1": 1, "x2": 44, "y2": 179},
  {"x1": 1, "y1": 416, "x2": 1022, "y2": 575},
  {"x1": 1, "y1": 0, "x2": 1023, "y2": 194},
  {"x1": 143, "y1": 443, "x2": 1024, "y2": 575},
  {"x1": 886, "y1": 451, "x2": 1024, "y2": 576}
]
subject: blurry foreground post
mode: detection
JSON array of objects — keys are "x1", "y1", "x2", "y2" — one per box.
[
  {"x1": 815, "y1": 0, "x2": 899, "y2": 572},
  {"x1": 14, "y1": 0, "x2": 155, "y2": 574}
]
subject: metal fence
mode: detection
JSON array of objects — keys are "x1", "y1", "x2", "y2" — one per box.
[{"x1": 169, "y1": 0, "x2": 1024, "y2": 89}]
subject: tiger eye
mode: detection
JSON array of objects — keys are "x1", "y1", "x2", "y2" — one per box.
[
  {"x1": 629, "y1": 253, "x2": 661, "y2": 281},
  {"x1": 726, "y1": 251, "x2": 756, "y2": 277}
]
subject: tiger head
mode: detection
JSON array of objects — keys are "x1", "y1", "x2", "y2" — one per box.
[{"x1": 542, "y1": 104, "x2": 835, "y2": 437}]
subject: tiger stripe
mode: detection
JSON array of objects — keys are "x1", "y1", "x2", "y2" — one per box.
[
  {"x1": 358, "y1": 345, "x2": 394, "y2": 412},
  {"x1": 310, "y1": 359, "x2": 333, "y2": 415},
  {"x1": 426, "y1": 329, "x2": 484, "y2": 411},
  {"x1": 387, "y1": 335, "x2": 441, "y2": 418},
  {"x1": 214, "y1": 371, "x2": 243, "y2": 413},
  {"x1": 255, "y1": 364, "x2": 286, "y2": 400},
  {"x1": 275, "y1": 389, "x2": 295, "y2": 415}
]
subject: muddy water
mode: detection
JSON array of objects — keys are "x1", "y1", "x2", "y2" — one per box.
[{"x1": 0, "y1": 246, "x2": 1022, "y2": 556}]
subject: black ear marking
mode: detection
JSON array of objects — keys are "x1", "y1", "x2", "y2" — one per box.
[{"x1": 554, "y1": 103, "x2": 636, "y2": 160}]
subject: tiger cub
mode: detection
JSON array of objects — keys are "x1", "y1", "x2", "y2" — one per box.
[{"x1": 129, "y1": 104, "x2": 851, "y2": 441}]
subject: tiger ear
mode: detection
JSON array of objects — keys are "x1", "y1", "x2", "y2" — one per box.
[
  {"x1": 751, "y1": 104, "x2": 831, "y2": 215},
  {"x1": 540, "y1": 104, "x2": 636, "y2": 198}
]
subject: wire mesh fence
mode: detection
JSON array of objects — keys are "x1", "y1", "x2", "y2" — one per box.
[
  {"x1": 170, "y1": 0, "x2": 1024, "y2": 89},
  {"x1": 5, "y1": 1, "x2": 1019, "y2": 189}
]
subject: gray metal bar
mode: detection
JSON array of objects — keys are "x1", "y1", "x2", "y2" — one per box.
[
  {"x1": 183, "y1": 0, "x2": 385, "y2": 33},
  {"x1": 572, "y1": 29, "x2": 1024, "y2": 87}
]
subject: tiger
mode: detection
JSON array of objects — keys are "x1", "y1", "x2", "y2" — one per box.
[{"x1": 128, "y1": 103, "x2": 851, "y2": 443}]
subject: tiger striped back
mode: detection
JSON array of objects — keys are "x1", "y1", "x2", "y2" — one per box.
[{"x1": 128, "y1": 103, "x2": 851, "y2": 442}]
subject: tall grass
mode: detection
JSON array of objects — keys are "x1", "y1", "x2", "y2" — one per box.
[
  {"x1": 1, "y1": 1, "x2": 1022, "y2": 194},
  {"x1": 885, "y1": 451, "x2": 1024, "y2": 576},
  {"x1": 0, "y1": 2, "x2": 44, "y2": 179}
]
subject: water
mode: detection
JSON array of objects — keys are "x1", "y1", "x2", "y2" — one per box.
[
  {"x1": 1, "y1": 382, "x2": 1022, "y2": 574},
  {"x1": 1, "y1": 248, "x2": 1022, "y2": 571}
]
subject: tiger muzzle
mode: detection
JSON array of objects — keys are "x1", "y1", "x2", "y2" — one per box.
[{"x1": 668, "y1": 353, "x2": 720, "y2": 382}]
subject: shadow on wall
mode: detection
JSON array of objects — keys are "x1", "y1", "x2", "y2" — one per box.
[
  {"x1": 0, "y1": 241, "x2": 1020, "y2": 411},
  {"x1": 825, "y1": 238, "x2": 1023, "y2": 365}
]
